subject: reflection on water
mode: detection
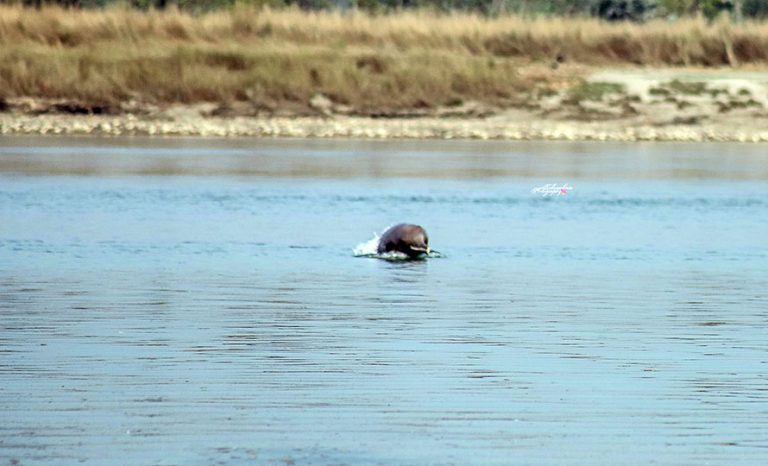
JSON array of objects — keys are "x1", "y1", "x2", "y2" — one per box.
[
  {"x1": 1, "y1": 137, "x2": 767, "y2": 465},
  {"x1": 2, "y1": 136, "x2": 768, "y2": 179}
]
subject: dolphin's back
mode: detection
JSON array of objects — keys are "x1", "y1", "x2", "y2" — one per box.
[{"x1": 377, "y1": 224, "x2": 427, "y2": 257}]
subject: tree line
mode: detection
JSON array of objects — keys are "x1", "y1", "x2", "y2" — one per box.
[{"x1": 13, "y1": 0, "x2": 768, "y2": 21}]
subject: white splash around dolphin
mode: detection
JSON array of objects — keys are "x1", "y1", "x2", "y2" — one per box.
[
  {"x1": 353, "y1": 232, "x2": 382, "y2": 257},
  {"x1": 353, "y1": 228, "x2": 443, "y2": 260}
]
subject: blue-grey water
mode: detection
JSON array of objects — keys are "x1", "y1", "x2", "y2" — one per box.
[{"x1": 1, "y1": 137, "x2": 767, "y2": 465}]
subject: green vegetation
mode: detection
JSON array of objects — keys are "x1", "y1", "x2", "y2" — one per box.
[
  {"x1": 2, "y1": 6, "x2": 768, "y2": 114},
  {"x1": 7, "y1": 0, "x2": 767, "y2": 21},
  {"x1": 649, "y1": 79, "x2": 731, "y2": 98},
  {"x1": 662, "y1": 79, "x2": 709, "y2": 95},
  {"x1": 0, "y1": 44, "x2": 528, "y2": 113},
  {"x1": 566, "y1": 81, "x2": 625, "y2": 102}
]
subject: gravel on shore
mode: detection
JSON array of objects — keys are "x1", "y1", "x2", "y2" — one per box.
[{"x1": 3, "y1": 112, "x2": 768, "y2": 142}]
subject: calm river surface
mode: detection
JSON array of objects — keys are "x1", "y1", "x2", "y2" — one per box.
[{"x1": 1, "y1": 137, "x2": 767, "y2": 465}]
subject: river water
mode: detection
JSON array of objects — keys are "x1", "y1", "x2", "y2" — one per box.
[{"x1": 1, "y1": 137, "x2": 767, "y2": 465}]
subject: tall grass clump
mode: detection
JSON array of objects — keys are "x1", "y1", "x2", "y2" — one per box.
[{"x1": 2, "y1": 6, "x2": 768, "y2": 111}]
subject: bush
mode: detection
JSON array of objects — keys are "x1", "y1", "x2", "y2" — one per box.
[
  {"x1": 592, "y1": 0, "x2": 656, "y2": 21},
  {"x1": 701, "y1": 0, "x2": 733, "y2": 20},
  {"x1": 743, "y1": 0, "x2": 768, "y2": 19}
]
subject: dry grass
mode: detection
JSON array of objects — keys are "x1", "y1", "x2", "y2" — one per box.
[{"x1": 2, "y1": 6, "x2": 768, "y2": 112}]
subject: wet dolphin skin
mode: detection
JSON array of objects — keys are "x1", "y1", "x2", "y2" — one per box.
[{"x1": 376, "y1": 224, "x2": 430, "y2": 258}]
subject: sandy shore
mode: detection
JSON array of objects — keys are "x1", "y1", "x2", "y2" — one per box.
[
  {"x1": 3, "y1": 69, "x2": 768, "y2": 142},
  {"x1": 3, "y1": 111, "x2": 768, "y2": 142}
]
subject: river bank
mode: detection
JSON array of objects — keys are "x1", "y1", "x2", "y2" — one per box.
[
  {"x1": 3, "y1": 110, "x2": 768, "y2": 142},
  {"x1": 4, "y1": 65, "x2": 768, "y2": 142},
  {"x1": 3, "y1": 7, "x2": 768, "y2": 142}
]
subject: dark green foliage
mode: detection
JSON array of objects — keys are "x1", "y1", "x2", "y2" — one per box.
[
  {"x1": 592, "y1": 0, "x2": 656, "y2": 21},
  {"x1": 7, "y1": 0, "x2": 768, "y2": 20},
  {"x1": 742, "y1": 0, "x2": 768, "y2": 18},
  {"x1": 701, "y1": 0, "x2": 733, "y2": 20}
]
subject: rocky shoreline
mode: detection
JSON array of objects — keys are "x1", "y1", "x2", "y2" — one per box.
[{"x1": 3, "y1": 111, "x2": 768, "y2": 142}]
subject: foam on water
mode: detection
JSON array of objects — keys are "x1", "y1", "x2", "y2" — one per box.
[
  {"x1": 353, "y1": 233, "x2": 381, "y2": 257},
  {"x1": 353, "y1": 231, "x2": 443, "y2": 260},
  {"x1": 352, "y1": 231, "x2": 413, "y2": 260},
  {"x1": 353, "y1": 226, "x2": 412, "y2": 259}
]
